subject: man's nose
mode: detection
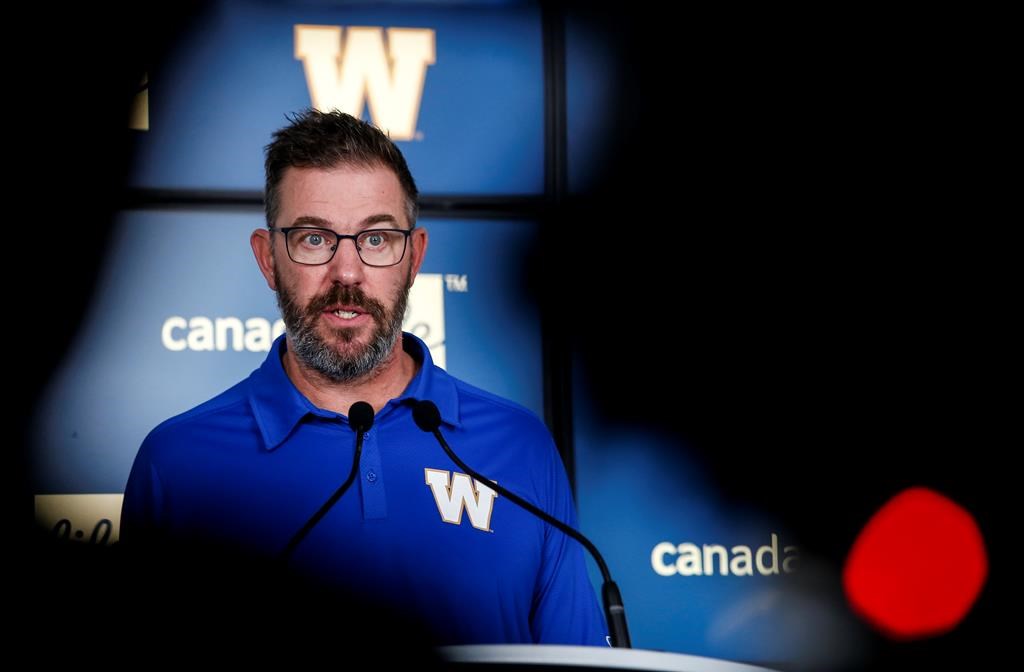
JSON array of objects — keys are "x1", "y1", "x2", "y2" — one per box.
[{"x1": 327, "y1": 236, "x2": 365, "y2": 285}]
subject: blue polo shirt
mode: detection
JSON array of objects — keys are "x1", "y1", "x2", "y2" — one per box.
[{"x1": 121, "y1": 332, "x2": 608, "y2": 646}]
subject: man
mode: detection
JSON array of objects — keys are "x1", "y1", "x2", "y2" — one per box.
[{"x1": 121, "y1": 109, "x2": 608, "y2": 647}]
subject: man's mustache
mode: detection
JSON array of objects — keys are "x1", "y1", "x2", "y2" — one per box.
[{"x1": 305, "y1": 285, "x2": 387, "y2": 322}]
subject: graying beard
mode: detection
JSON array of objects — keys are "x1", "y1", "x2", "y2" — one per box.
[
  {"x1": 289, "y1": 319, "x2": 401, "y2": 383},
  {"x1": 280, "y1": 282, "x2": 409, "y2": 383}
]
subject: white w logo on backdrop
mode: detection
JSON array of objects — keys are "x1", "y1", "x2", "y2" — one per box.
[
  {"x1": 294, "y1": 25, "x2": 435, "y2": 140},
  {"x1": 425, "y1": 469, "x2": 498, "y2": 532}
]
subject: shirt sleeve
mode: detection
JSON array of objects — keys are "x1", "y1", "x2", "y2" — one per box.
[
  {"x1": 120, "y1": 433, "x2": 166, "y2": 543},
  {"x1": 529, "y1": 433, "x2": 611, "y2": 646}
]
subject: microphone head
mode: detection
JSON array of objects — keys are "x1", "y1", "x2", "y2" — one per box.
[
  {"x1": 412, "y1": 400, "x2": 442, "y2": 432},
  {"x1": 348, "y1": 401, "x2": 375, "y2": 433}
]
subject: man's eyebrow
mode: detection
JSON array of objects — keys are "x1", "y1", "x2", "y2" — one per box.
[
  {"x1": 290, "y1": 214, "x2": 399, "y2": 229},
  {"x1": 291, "y1": 215, "x2": 333, "y2": 228},
  {"x1": 360, "y1": 213, "x2": 399, "y2": 228}
]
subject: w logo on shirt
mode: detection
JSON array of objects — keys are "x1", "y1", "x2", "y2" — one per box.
[{"x1": 424, "y1": 469, "x2": 498, "y2": 532}]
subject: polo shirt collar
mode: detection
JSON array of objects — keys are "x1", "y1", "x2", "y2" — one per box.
[{"x1": 248, "y1": 331, "x2": 460, "y2": 451}]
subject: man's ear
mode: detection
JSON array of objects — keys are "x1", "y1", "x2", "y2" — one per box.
[
  {"x1": 251, "y1": 228, "x2": 278, "y2": 291},
  {"x1": 408, "y1": 226, "x2": 429, "y2": 286}
]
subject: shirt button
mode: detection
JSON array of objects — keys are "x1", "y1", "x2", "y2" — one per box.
[{"x1": 366, "y1": 470, "x2": 378, "y2": 483}]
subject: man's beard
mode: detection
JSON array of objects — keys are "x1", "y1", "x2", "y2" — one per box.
[{"x1": 275, "y1": 269, "x2": 410, "y2": 383}]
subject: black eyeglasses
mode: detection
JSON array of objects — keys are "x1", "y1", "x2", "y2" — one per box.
[{"x1": 271, "y1": 226, "x2": 413, "y2": 267}]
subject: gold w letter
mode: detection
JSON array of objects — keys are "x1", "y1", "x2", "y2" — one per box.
[{"x1": 295, "y1": 25, "x2": 435, "y2": 141}]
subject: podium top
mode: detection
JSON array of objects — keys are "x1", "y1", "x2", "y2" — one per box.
[{"x1": 438, "y1": 645, "x2": 782, "y2": 672}]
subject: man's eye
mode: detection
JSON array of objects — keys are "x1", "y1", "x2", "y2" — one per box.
[
  {"x1": 364, "y1": 233, "x2": 385, "y2": 247},
  {"x1": 300, "y1": 232, "x2": 324, "y2": 247}
]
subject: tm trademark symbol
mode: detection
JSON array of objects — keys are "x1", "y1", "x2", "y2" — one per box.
[{"x1": 445, "y1": 274, "x2": 468, "y2": 292}]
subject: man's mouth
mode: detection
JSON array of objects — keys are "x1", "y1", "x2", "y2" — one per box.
[{"x1": 323, "y1": 305, "x2": 366, "y2": 321}]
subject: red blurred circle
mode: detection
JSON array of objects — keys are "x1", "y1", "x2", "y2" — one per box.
[{"x1": 843, "y1": 486, "x2": 987, "y2": 640}]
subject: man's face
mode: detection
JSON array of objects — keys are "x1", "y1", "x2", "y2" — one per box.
[{"x1": 264, "y1": 164, "x2": 425, "y2": 382}]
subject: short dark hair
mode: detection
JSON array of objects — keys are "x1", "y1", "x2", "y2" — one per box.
[{"x1": 264, "y1": 109, "x2": 419, "y2": 230}]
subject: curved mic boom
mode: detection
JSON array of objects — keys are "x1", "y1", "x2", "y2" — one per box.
[
  {"x1": 411, "y1": 399, "x2": 631, "y2": 648},
  {"x1": 279, "y1": 401, "x2": 375, "y2": 562}
]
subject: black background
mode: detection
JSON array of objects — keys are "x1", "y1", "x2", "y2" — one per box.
[{"x1": 547, "y1": 4, "x2": 1012, "y2": 670}]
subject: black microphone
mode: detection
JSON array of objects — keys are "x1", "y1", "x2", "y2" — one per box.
[
  {"x1": 411, "y1": 399, "x2": 632, "y2": 648},
  {"x1": 279, "y1": 401, "x2": 375, "y2": 563}
]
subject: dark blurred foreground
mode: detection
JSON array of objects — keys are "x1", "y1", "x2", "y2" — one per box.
[{"x1": 17, "y1": 532, "x2": 446, "y2": 667}]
